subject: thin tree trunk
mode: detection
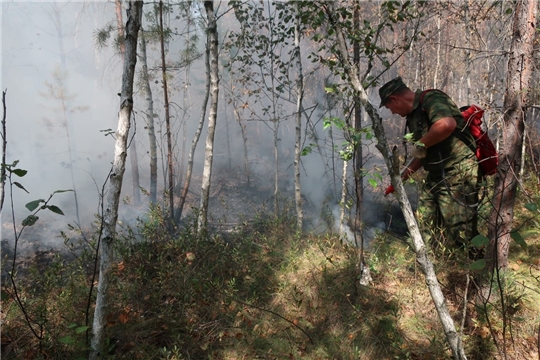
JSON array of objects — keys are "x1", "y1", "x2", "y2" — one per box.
[
  {"x1": 90, "y1": 2, "x2": 142, "y2": 358},
  {"x1": 197, "y1": 0, "x2": 219, "y2": 233},
  {"x1": 159, "y1": 0, "x2": 174, "y2": 222},
  {"x1": 116, "y1": 0, "x2": 141, "y2": 205},
  {"x1": 486, "y1": 0, "x2": 537, "y2": 270},
  {"x1": 175, "y1": 6, "x2": 193, "y2": 199},
  {"x1": 175, "y1": 27, "x2": 211, "y2": 224},
  {"x1": 115, "y1": 0, "x2": 124, "y2": 54},
  {"x1": 464, "y1": 0, "x2": 471, "y2": 104},
  {"x1": 1, "y1": 90, "x2": 7, "y2": 212},
  {"x1": 138, "y1": 28, "x2": 158, "y2": 204},
  {"x1": 339, "y1": 159, "x2": 348, "y2": 236},
  {"x1": 293, "y1": 2, "x2": 304, "y2": 230},
  {"x1": 433, "y1": 16, "x2": 441, "y2": 89},
  {"x1": 232, "y1": 106, "x2": 251, "y2": 186},
  {"x1": 273, "y1": 119, "x2": 279, "y2": 216},
  {"x1": 324, "y1": 4, "x2": 467, "y2": 358},
  {"x1": 353, "y1": 1, "x2": 368, "y2": 285}
]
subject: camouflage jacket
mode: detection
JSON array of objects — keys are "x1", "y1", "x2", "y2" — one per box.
[{"x1": 406, "y1": 90, "x2": 476, "y2": 175}]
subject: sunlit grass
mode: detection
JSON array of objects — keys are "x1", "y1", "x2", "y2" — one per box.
[{"x1": 2, "y1": 198, "x2": 540, "y2": 359}]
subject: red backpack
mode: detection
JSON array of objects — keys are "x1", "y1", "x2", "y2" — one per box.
[
  {"x1": 419, "y1": 90, "x2": 498, "y2": 176},
  {"x1": 459, "y1": 105, "x2": 498, "y2": 176}
]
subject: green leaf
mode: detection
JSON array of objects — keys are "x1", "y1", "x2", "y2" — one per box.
[
  {"x1": 12, "y1": 169, "x2": 27, "y2": 177},
  {"x1": 368, "y1": 178, "x2": 377, "y2": 188},
  {"x1": 53, "y1": 189, "x2": 74, "y2": 194},
  {"x1": 46, "y1": 205, "x2": 65, "y2": 216},
  {"x1": 22, "y1": 215, "x2": 39, "y2": 227},
  {"x1": 510, "y1": 230, "x2": 527, "y2": 250},
  {"x1": 301, "y1": 146, "x2": 312, "y2": 156},
  {"x1": 471, "y1": 234, "x2": 489, "y2": 249},
  {"x1": 324, "y1": 86, "x2": 335, "y2": 93},
  {"x1": 58, "y1": 336, "x2": 75, "y2": 345},
  {"x1": 26, "y1": 199, "x2": 44, "y2": 212},
  {"x1": 323, "y1": 118, "x2": 332, "y2": 130},
  {"x1": 75, "y1": 325, "x2": 89, "y2": 334},
  {"x1": 469, "y1": 259, "x2": 486, "y2": 271},
  {"x1": 13, "y1": 182, "x2": 29, "y2": 194},
  {"x1": 403, "y1": 133, "x2": 414, "y2": 142},
  {"x1": 524, "y1": 203, "x2": 538, "y2": 212}
]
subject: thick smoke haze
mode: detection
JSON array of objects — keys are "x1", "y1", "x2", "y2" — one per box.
[
  {"x1": 2, "y1": 2, "x2": 123, "y2": 227},
  {"x1": 1, "y1": 1, "x2": 399, "y2": 255}
]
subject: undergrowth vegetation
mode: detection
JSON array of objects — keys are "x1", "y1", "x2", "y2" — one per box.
[{"x1": 2, "y1": 197, "x2": 540, "y2": 359}]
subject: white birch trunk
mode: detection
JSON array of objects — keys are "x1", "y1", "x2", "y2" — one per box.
[
  {"x1": 116, "y1": 0, "x2": 141, "y2": 206},
  {"x1": 0, "y1": 91, "x2": 6, "y2": 212},
  {"x1": 90, "y1": 1, "x2": 142, "y2": 358},
  {"x1": 138, "y1": 28, "x2": 158, "y2": 204},
  {"x1": 293, "y1": 3, "x2": 304, "y2": 230},
  {"x1": 175, "y1": 24, "x2": 211, "y2": 224},
  {"x1": 339, "y1": 160, "x2": 348, "y2": 237},
  {"x1": 158, "y1": 0, "x2": 174, "y2": 221},
  {"x1": 325, "y1": 3, "x2": 467, "y2": 359},
  {"x1": 198, "y1": 0, "x2": 219, "y2": 232}
]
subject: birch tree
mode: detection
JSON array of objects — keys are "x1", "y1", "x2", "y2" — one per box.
[
  {"x1": 174, "y1": 21, "x2": 211, "y2": 224},
  {"x1": 197, "y1": 0, "x2": 219, "y2": 232},
  {"x1": 158, "y1": 0, "x2": 175, "y2": 223},
  {"x1": 90, "y1": 1, "x2": 142, "y2": 357},
  {"x1": 115, "y1": 0, "x2": 142, "y2": 206},
  {"x1": 138, "y1": 27, "x2": 158, "y2": 204},
  {"x1": 293, "y1": 2, "x2": 304, "y2": 229}
]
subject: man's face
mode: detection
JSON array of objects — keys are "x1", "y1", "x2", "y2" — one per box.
[{"x1": 384, "y1": 95, "x2": 409, "y2": 117}]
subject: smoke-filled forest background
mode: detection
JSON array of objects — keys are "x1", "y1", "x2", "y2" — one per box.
[
  {"x1": 3, "y1": 1, "x2": 537, "y2": 241},
  {"x1": 1, "y1": 1, "x2": 540, "y2": 359}
]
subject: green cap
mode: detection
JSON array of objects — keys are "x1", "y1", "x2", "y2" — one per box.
[{"x1": 379, "y1": 77, "x2": 408, "y2": 108}]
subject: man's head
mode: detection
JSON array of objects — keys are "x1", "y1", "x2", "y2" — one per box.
[
  {"x1": 379, "y1": 77, "x2": 408, "y2": 108},
  {"x1": 379, "y1": 77, "x2": 414, "y2": 116}
]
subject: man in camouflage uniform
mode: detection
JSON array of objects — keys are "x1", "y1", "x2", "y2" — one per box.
[{"x1": 379, "y1": 77, "x2": 480, "y2": 257}]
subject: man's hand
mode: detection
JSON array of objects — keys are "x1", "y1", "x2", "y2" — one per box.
[
  {"x1": 384, "y1": 185, "x2": 395, "y2": 197},
  {"x1": 411, "y1": 143, "x2": 427, "y2": 159}
]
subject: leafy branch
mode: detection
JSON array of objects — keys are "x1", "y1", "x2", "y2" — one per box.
[{"x1": 2, "y1": 160, "x2": 72, "y2": 347}]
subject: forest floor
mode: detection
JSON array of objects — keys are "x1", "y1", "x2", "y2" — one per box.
[{"x1": 1, "y1": 170, "x2": 539, "y2": 360}]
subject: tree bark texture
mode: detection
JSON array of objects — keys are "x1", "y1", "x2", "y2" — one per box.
[
  {"x1": 138, "y1": 28, "x2": 158, "y2": 204},
  {"x1": 293, "y1": 3, "x2": 304, "y2": 230},
  {"x1": 324, "y1": 3, "x2": 467, "y2": 359},
  {"x1": 1, "y1": 90, "x2": 7, "y2": 212},
  {"x1": 198, "y1": 0, "x2": 219, "y2": 232},
  {"x1": 353, "y1": 3, "x2": 367, "y2": 284},
  {"x1": 90, "y1": 1, "x2": 142, "y2": 358},
  {"x1": 159, "y1": 0, "x2": 175, "y2": 222},
  {"x1": 175, "y1": 23, "x2": 211, "y2": 224},
  {"x1": 487, "y1": 0, "x2": 537, "y2": 270},
  {"x1": 116, "y1": 0, "x2": 141, "y2": 205}
]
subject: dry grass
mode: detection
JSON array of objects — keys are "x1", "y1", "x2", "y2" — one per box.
[{"x1": 2, "y1": 202, "x2": 540, "y2": 359}]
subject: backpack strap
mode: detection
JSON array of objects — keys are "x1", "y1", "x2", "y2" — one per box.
[{"x1": 417, "y1": 89, "x2": 476, "y2": 154}]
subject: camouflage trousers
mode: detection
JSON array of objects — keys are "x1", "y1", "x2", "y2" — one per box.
[{"x1": 417, "y1": 156, "x2": 480, "y2": 255}]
